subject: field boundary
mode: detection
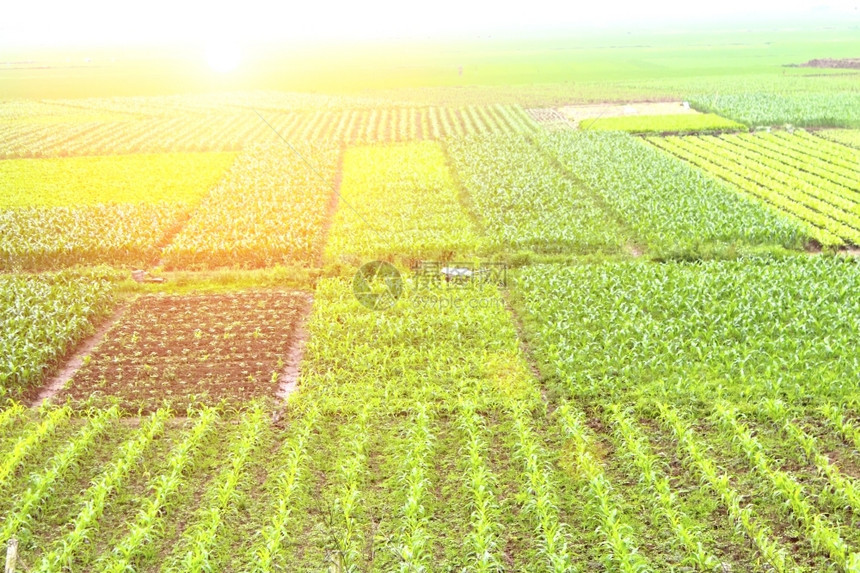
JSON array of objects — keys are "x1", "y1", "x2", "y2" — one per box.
[
  {"x1": 32, "y1": 302, "x2": 130, "y2": 408},
  {"x1": 276, "y1": 292, "x2": 313, "y2": 400}
]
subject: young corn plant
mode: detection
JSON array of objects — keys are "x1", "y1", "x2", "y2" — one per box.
[
  {"x1": 607, "y1": 405, "x2": 722, "y2": 571},
  {"x1": 456, "y1": 400, "x2": 503, "y2": 573},
  {"x1": 556, "y1": 402, "x2": 651, "y2": 573},
  {"x1": 509, "y1": 405, "x2": 575, "y2": 573},
  {"x1": 328, "y1": 406, "x2": 371, "y2": 573},
  {"x1": 35, "y1": 407, "x2": 171, "y2": 572},
  {"x1": 655, "y1": 403, "x2": 795, "y2": 573},
  {"x1": 761, "y1": 399, "x2": 860, "y2": 515},
  {"x1": 1, "y1": 406, "x2": 119, "y2": 546},
  {"x1": 167, "y1": 405, "x2": 266, "y2": 573},
  {"x1": 0, "y1": 405, "x2": 72, "y2": 491},
  {"x1": 821, "y1": 404, "x2": 860, "y2": 453},
  {"x1": 0, "y1": 402, "x2": 27, "y2": 438},
  {"x1": 393, "y1": 403, "x2": 435, "y2": 572},
  {"x1": 99, "y1": 407, "x2": 218, "y2": 573},
  {"x1": 250, "y1": 407, "x2": 319, "y2": 572},
  {"x1": 712, "y1": 402, "x2": 860, "y2": 571}
]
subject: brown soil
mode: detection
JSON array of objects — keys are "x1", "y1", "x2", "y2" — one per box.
[
  {"x1": 796, "y1": 58, "x2": 860, "y2": 69},
  {"x1": 558, "y1": 101, "x2": 699, "y2": 127},
  {"x1": 276, "y1": 293, "x2": 313, "y2": 399},
  {"x1": 524, "y1": 108, "x2": 575, "y2": 130},
  {"x1": 56, "y1": 290, "x2": 309, "y2": 412}
]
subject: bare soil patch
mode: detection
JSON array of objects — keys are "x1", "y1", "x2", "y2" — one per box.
[
  {"x1": 56, "y1": 290, "x2": 309, "y2": 412},
  {"x1": 559, "y1": 101, "x2": 698, "y2": 127},
  {"x1": 795, "y1": 58, "x2": 860, "y2": 70},
  {"x1": 524, "y1": 108, "x2": 575, "y2": 130}
]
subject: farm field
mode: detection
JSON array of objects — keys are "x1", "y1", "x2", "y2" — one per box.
[
  {"x1": 648, "y1": 131, "x2": 860, "y2": 247},
  {"x1": 2, "y1": 20, "x2": 860, "y2": 573},
  {"x1": 580, "y1": 112, "x2": 745, "y2": 133},
  {"x1": 324, "y1": 142, "x2": 484, "y2": 263}
]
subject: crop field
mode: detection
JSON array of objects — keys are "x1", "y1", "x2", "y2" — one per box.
[
  {"x1": 2, "y1": 22, "x2": 860, "y2": 573},
  {"x1": 648, "y1": 131, "x2": 860, "y2": 246},
  {"x1": 161, "y1": 144, "x2": 339, "y2": 269},
  {"x1": 0, "y1": 273, "x2": 115, "y2": 402},
  {"x1": 820, "y1": 129, "x2": 860, "y2": 150},
  {"x1": 538, "y1": 131, "x2": 807, "y2": 252},
  {"x1": 446, "y1": 135, "x2": 628, "y2": 254},
  {"x1": 324, "y1": 142, "x2": 483, "y2": 263},
  {"x1": 0, "y1": 104, "x2": 538, "y2": 159},
  {"x1": 580, "y1": 112, "x2": 745, "y2": 133},
  {"x1": 57, "y1": 291, "x2": 308, "y2": 411},
  {"x1": 0, "y1": 153, "x2": 234, "y2": 207}
]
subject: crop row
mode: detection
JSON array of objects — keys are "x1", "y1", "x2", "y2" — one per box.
[
  {"x1": 161, "y1": 144, "x2": 338, "y2": 269},
  {"x1": 0, "y1": 273, "x2": 115, "y2": 401},
  {"x1": 0, "y1": 105, "x2": 537, "y2": 158},
  {"x1": 818, "y1": 129, "x2": 860, "y2": 150},
  {"x1": 446, "y1": 134, "x2": 626, "y2": 254},
  {"x1": 647, "y1": 134, "x2": 860, "y2": 246},
  {"x1": 323, "y1": 141, "x2": 483, "y2": 264},
  {"x1": 537, "y1": 131, "x2": 806, "y2": 252},
  {"x1": 0, "y1": 152, "x2": 234, "y2": 208},
  {"x1": 688, "y1": 92, "x2": 860, "y2": 128},
  {"x1": 512, "y1": 258, "x2": 860, "y2": 404},
  {"x1": 580, "y1": 112, "x2": 745, "y2": 133}
]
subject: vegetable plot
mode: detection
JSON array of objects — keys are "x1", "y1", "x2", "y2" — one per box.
[
  {"x1": 446, "y1": 134, "x2": 626, "y2": 254},
  {"x1": 58, "y1": 291, "x2": 308, "y2": 411},
  {"x1": 513, "y1": 257, "x2": 860, "y2": 405},
  {"x1": 647, "y1": 132, "x2": 860, "y2": 246},
  {"x1": 0, "y1": 152, "x2": 234, "y2": 208},
  {"x1": 162, "y1": 144, "x2": 339, "y2": 269},
  {"x1": 538, "y1": 131, "x2": 805, "y2": 252}
]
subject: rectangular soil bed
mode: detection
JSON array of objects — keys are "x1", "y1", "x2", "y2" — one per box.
[{"x1": 57, "y1": 290, "x2": 309, "y2": 412}]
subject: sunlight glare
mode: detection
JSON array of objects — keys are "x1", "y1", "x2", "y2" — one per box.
[{"x1": 206, "y1": 41, "x2": 241, "y2": 73}]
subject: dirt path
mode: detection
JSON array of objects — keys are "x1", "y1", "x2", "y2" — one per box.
[
  {"x1": 32, "y1": 304, "x2": 128, "y2": 408},
  {"x1": 315, "y1": 145, "x2": 345, "y2": 267},
  {"x1": 276, "y1": 294, "x2": 314, "y2": 400}
]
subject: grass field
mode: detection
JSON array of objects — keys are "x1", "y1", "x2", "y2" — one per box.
[{"x1": 2, "y1": 18, "x2": 860, "y2": 573}]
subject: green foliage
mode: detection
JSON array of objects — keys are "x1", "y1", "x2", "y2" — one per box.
[
  {"x1": 818, "y1": 129, "x2": 860, "y2": 149},
  {"x1": 513, "y1": 258, "x2": 860, "y2": 404},
  {"x1": 689, "y1": 92, "x2": 860, "y2": 128},
  {"x1": 538, "y1": 131, "x2": 806, "y2": 252},
  {"x1": 324, "y1": 141, "x2": 483, "y2": 263},
  {"x1": 648, "y1": 132, "x2": 860, "y2": 246},
  {"x1": 163, "y1": 144, "x2": 339, "y2": 269},
  {"x1": 446, "y1": 134, "x2": 626, "y2": 254},
  {"x1": 581, "y1": 113, "x2": 744, "y2": 134},
  {"x1": 0, "y1": 202, "x2": 189, "y2": 271},
  {"x1": 0, "y1": 153, "x2": 234, "y2": 207},
  {"x1": 0, "y1": 273, "x2": 114, "y2": 400}
]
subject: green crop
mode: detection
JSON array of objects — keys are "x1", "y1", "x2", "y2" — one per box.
[
  {"x1": 0, "y1": 274, "x2": 114, "y2": 400},
  {"x1": 446, "y1": 134, "x2": 626, "y2": 254},
  {"x1": 581, "y1": 113, "x2": 744, "y2": 134},
  {"x1": 538, "y1": 131, "x2": 805, "y2": 252},
  {"x1": 162, "y1": 144, "x2": 339, "y2": 269},
  {"x1": 324, "y1": 141, "x2": 483, "y2": 263}
]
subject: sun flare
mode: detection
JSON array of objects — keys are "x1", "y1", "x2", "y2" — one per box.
[{"x1": 205, "y1": 42, "x2": 241, "y2": 73}]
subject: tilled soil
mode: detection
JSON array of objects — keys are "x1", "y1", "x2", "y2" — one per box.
[
  {"x1": 797, "y1": 58, "x2": 860, "y2": 69},
  {"x1": 57, "y1": 290, "x2": 308, "y2": 412}
]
